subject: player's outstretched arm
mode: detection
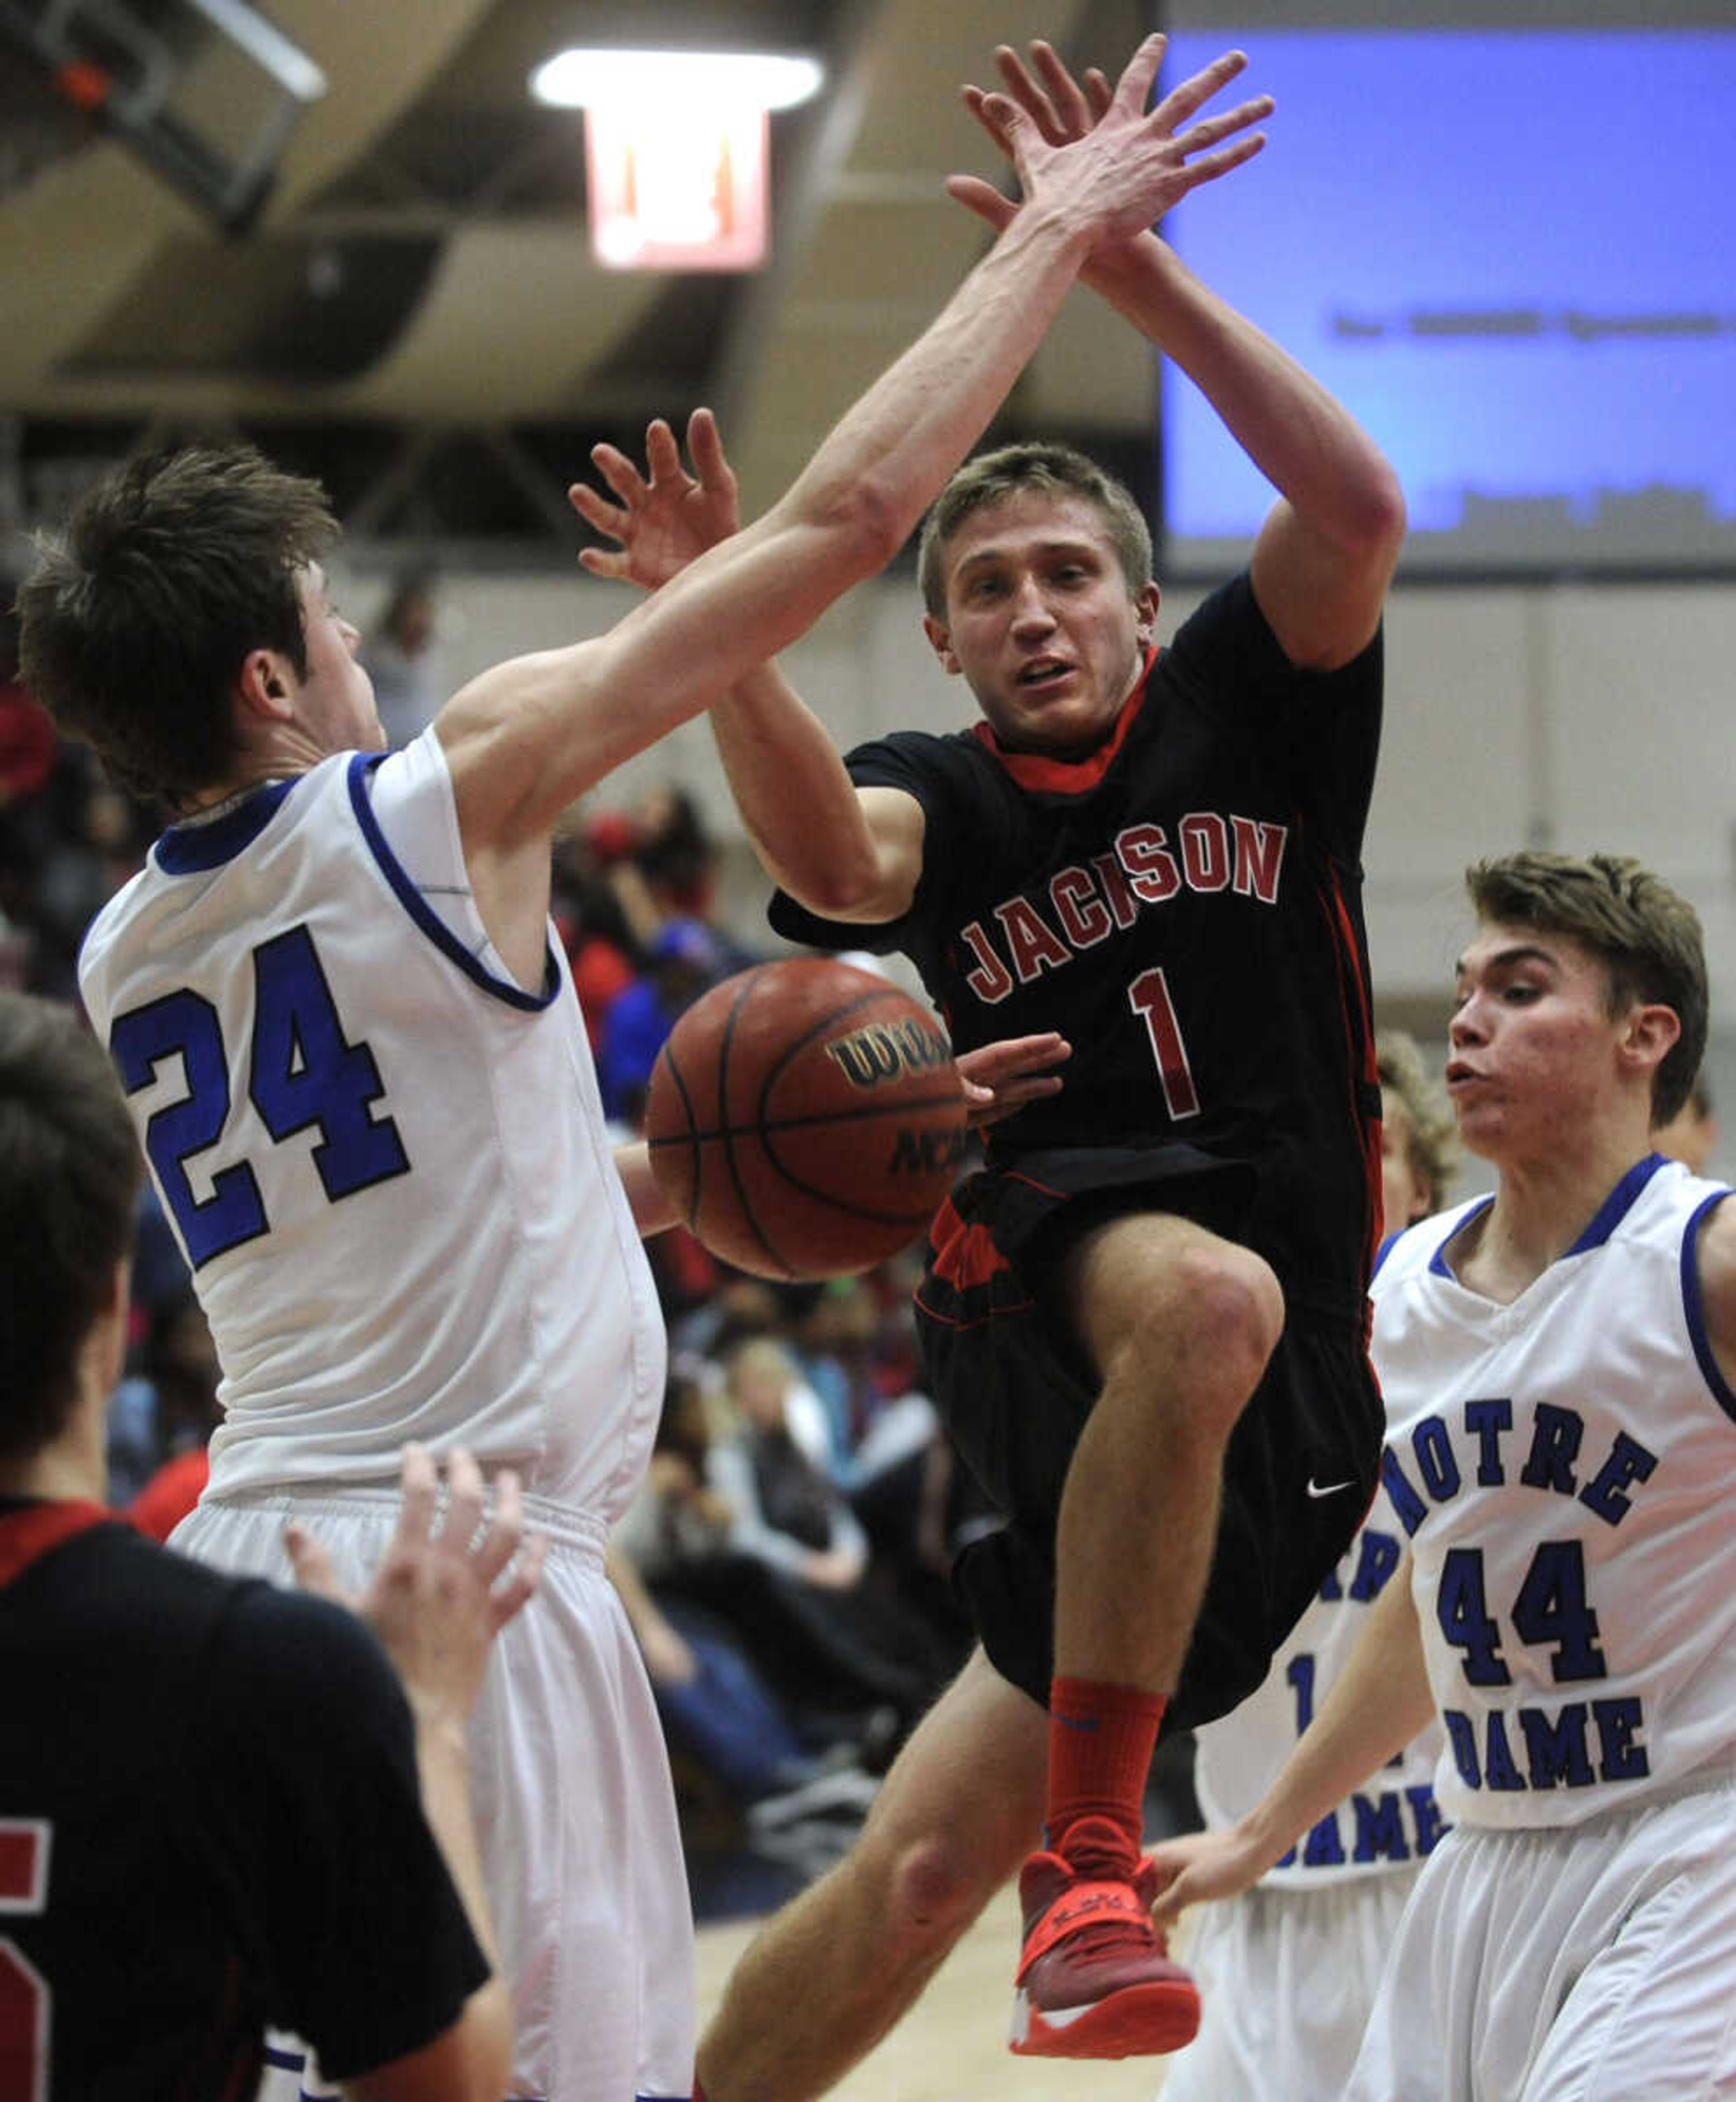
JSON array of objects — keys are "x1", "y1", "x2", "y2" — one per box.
[
  {"x1": 1147, "y1": 1546, "x2": 1434, "y2": 1930},
  {"x1": 287, "y1": 1446, "x2": 546, "y2": 2102},
  {"x1": 954, "y1": 39, "x2": 1406, "y2": 671},
  {"x1": 693, "y1": 37, "x2": 1273, "y2": 919},
  {"x1": 612, "y1": 1137, "x2": 681, "y2": 1238},
  {"x1": 436, "y1": 35, "x2": 1270, "y2": 868}
]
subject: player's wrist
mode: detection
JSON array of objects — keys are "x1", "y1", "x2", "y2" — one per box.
[
  {"x1": 1080, "y1": 227, "x2": 1168, "y2": 296},
  {"x1": 995, "y1": 191, "x2": 1096, "y2": 272},
  {"x1": 1237, "y1": 1800, "x2": 1299, "y2": 1876},
  {"x1": 407, "y1": 1690, "x2": 475, "y2": 1755}
]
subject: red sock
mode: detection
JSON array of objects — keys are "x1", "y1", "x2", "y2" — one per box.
[
  {"x1": 692, "y1": 2083, "x2": 707, "y2": 2102},
  {"x1": 1045, "y1": 1676, "x2": 1167, "y2": 1857}
]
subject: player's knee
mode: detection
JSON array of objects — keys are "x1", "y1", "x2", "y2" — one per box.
[
  {"x1": 1152, "y1": 1243, "x2": 1284, "y2": 1403},
  {"x1": 882, "y1": 1829, "x2": 995, "y2": 1953}
]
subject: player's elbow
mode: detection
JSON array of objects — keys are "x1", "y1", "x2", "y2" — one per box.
[
  {"x1": 787, "y1": 468, "x2": 911, "y2": 584},
  {"x1": 454, "y1": 1981, "x2": 516, "y2": 2102},
  {"x1": 1344, "y1": 463, "x2": 1407, "y2": 563},
  {"x1": 847, "y1": 469, "x2": 920, "y2": 575},
  {"x1": 792, "y1": 839, "x2": 895, "y2": 920}
]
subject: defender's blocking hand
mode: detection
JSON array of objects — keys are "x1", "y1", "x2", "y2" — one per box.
[{"x1": 949, "y1": 36, "x2": 1272, "y2": 246}]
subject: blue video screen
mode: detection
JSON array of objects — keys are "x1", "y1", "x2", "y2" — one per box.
[{"x1": 1158, "y1": 28, "x2": 1736, "y2": 573}]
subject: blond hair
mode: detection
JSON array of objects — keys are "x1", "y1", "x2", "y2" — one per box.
[
  {"x1": 1376, "y1": 1028, "x2": 1458, "y2": 1212},
  {"x1": 916, "y1": 441, "x2": 1151, "y2": 621}
]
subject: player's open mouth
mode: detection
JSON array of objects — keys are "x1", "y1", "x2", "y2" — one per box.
[{"x1": 1017, "y1": 659, "x2": 1073, "y2": 688}]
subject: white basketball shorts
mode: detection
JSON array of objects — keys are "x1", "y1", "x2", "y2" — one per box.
[{"x1": 175, "y1": 1487, "x2": 695, "y2": 2102}]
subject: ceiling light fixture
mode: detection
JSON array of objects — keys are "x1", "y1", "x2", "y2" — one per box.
[
  {"x1": 529, "y1": 48, "x2": 824, "y2": 273},
  {"x1": 529, "y1": 50, "x2": 823, "y2": 114}
]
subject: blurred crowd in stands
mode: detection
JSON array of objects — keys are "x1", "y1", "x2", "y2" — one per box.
[{"x1": 0, "y1": 571, "x2": 981, "y2": 1889}]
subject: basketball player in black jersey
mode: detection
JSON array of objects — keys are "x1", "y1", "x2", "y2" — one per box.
[
  {"x1": 577, "y1": 38, "x2": 1404, "y2": 2091},
  {"x1": 0, "y1": 989, "x2": 544, "y2": 2098}
]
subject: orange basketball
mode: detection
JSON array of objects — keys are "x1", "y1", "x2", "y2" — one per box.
[{"x1": 644, "y1": 957, "x2": 969, "y2": 1281}]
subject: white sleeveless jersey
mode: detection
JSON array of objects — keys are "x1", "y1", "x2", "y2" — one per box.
[
  {"x1": 1192, "y1": 1467, "x2": 1447, "y2": 1886},
  {"x1": 79, "y1": 736, "x2": 665, "y2": 1514},
  {"x1": 1370, "y1": 1155, "x2": 1736, "y2": 1830}
]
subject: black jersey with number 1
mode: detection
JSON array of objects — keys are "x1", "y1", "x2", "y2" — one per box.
[{"x1": 770, "y1": 572, "x2": 1385, "y2": 1312}]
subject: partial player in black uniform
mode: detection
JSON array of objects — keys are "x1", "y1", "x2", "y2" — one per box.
[
  {"x1": 576, "y1": 38, "x2": 1404, "y2": 2097},
  {"x1": 0, "y1": 989, "x2": 541, "y2": 2100}
]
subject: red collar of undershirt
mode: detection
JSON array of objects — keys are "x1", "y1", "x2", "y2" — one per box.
[
  {"x1": 0, "y1": 1499, "x2": 113, "y2": 1588},
  {"x1": 967, "y1": 641, "x2": 1160, "y2": 794}
]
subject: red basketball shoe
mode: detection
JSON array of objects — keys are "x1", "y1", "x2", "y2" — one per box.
[{"x1": 1009, "y1": 1815, "x2": 1201, "y2": 2060}]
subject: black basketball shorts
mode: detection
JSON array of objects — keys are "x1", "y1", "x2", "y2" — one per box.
[{"x1": 915, "y1": 1145, "x2": 1384, "y2": 1732}]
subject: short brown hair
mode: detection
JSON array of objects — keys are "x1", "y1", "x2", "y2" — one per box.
[
  {"x1": 1466, "y1": 851, "x2": 1707, "y2": 1125},
  {"x1": 916, "y1": 441, "x2": 1152, "y2": 621},
  {"x1": 0, "y1": 993, "x2": 141, "y2": 1461},
  {"x1": 17, "y1": 445, "x2": 338, "y2": 808}
]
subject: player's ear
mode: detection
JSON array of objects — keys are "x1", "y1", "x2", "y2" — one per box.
[
  {"x1": 922, "y1": 613, "x2": 963, "y2": 677},
  {"x1": 1622, "y1": 1001, "x2": 1680, "y2": 1085},
  {"x1": 91, "y1": 1255, "x2": 132, "y2": 1396},
  {"x1": 237, "y1": 646, "x2": 295, "y2": 721},
  {"x1": 1133, "y1": 581, "x2": 1161, "y2": 647}
]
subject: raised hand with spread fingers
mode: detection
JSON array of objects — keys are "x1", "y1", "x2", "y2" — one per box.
[
  {"x1": 569, "y1": 409, "x2": 740, "y2": 594},
  {"x1": 950, "y1": 36, "x2": 1272, "y2": 247},
  {"x1": 288, "y1": 1443, "x2": 546, "y2": 1729}
]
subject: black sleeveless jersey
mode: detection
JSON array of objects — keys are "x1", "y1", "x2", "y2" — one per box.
[
  {"x1": 0, "y1": 1501, "x2": 486, "y2": 2098},
  {"x1": 770, "y1": 574, "x2": 1384, "y2": 1311}
]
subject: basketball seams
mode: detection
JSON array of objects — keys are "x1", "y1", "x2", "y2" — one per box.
[
  {"x1": 651, "y1": 1092, "x2": 971, "y2": 1145},
  {"x1": 642, "y1": 957, "x2": 971, "y2": 1281},
  {"x1": 651, "y1": 1037, "x2": 703, "y2": 1232},
  {"x1": 716, "y1": 970, "x2": 789, "y2": 1273},
  {"x1": 745, "y1": 977, "x2": 960, "y2": 1246}
]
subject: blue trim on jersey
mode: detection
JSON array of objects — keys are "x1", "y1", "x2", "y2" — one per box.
[
  {"x1": 1566, "y1": 1151, "x2": 1669, "y2": 1256},
  {"x1": 1428, "y1": 1155, "x2": 1670, "y2": 1280},
  {"x1": 1371, "y1": 1229, "x2": 1401, "y2": 1280},
  {"x1": 1429, "y1": 1198, "x2": 1492, "y2": 1277},
  {"x1": 154, "y1": 779, "x2": 299, "y2": 872},
  {"x1": 345, "y1": 753, "x2": 557, "y2": 1013},
  {"x1": 1681, "y1": 1187, "x2": 1736, "y2": 1426}
]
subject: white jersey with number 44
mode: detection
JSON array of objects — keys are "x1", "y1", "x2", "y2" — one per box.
[{"x1": 1371, "y1": 1156, "x2": 1736, "y2": 1831}]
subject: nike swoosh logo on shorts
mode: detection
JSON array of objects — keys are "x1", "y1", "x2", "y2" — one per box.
[{"x1": 1306, "y1": 1477, "x2": 1354, "y2": 1499}]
